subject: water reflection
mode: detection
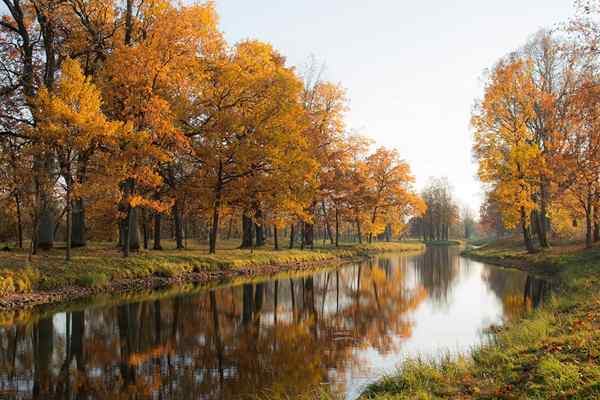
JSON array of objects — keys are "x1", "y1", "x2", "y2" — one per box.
[{"x1": 0, "y1": 247, "x2": 548, "y2": 400}]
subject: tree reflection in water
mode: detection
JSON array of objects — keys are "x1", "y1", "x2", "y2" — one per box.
[{"x1": 0, "y1": 249, "x2": 548, "y2": 399}]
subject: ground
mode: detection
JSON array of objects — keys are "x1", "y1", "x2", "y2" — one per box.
[
  {"x1": 0, "y1": 239, "x2": 424, "y2": 299},
  {"x1": 362, "y1": 239, "x2": 600, "y2": 400}
]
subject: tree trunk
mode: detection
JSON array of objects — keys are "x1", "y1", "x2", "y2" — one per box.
[
  {"x1": 71, "y1": 198, "x2": 86, "y2": 248},
  {"x1": 123, "y1": 208, "x2": 131, "y2": 258},
  {"x1": 254, "y1": 208, "x2": 265, "y2": 247},
  {"x1": 37, "y1": 204, "x2": 54, "y2": 251},
  {"x1": 142, "y1": 208, "x2": 148, "y2": 250},
  {"x1": 65, "y1": 181, "x2": 72, "y2": 261},
  {"x1": 226, "y1": 216, "x2": 233, "y2": 240},
  {"x1": 274, "y1": 225, "x2": 279, "y2": 250},
  {"x1": 153, "y1": 212, "x2": 162, "y2": 250},
  {"x1": 303, "y1": 222, "x2": 314, "y2": 249},
  {"x1": 538, "y1": 182, "x2": 550, "y2": 248},
  {"x1": 289, "y1": 223, "x2": 295, "y2": 249},
  {"x1": 14, "y1": 193, "x2": 23, "y2": 249},
  {"x1": 585, "y1": 195, "x2": 593, "y2": 249},
  {"x1": 593, "y1": 204, "x2": 599, "y2": 243},
  {"x1": 335, "y1": 207, "x2": 340, "y2": 247},
  {"x1": 520, "y1": 206, "x2": 535, "y2": 253},
  {"x1": 356, "y1": 219, "x2": 363, "y2": 244},
  {"x1": 173, "y1": 200, "x2": 184, "y2": 250},
  {"x1": 209, "y1": 181, "x2": 222, "y2": 254},
  {"x1": 321, "y1": 201, "x2": 334, "y2": 245},
  {"x1": 240, "y1": 214, "x2": 254, "y2": 249}
]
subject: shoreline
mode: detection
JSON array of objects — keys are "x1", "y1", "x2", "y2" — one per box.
[
  {"x1": 363, "y1": 243, "x2": 600, "y2": 399},
  {"x1": 0, "y1": 242, "x2": 424, "y2": 312},
  {"x1": 460, "y1": 248, "x2": 560, "y2": 278}
]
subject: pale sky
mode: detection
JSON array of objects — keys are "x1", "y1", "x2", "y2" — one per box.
[{"x1": 215, "y1": 0, "x2": 576, "y2": 211}]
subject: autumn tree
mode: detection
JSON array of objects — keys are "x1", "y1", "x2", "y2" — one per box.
[{"x1": 33, "y1": 58, "x2": 117, "y2": 260}]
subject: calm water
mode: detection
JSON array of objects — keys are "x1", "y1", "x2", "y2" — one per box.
[{"x1": 0, "y1": 247, "x2": 549, "y2": 400}]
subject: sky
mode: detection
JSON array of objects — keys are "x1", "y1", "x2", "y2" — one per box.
[{"x1": 215, "y1": 0, "x2": 576, "y2": 212}]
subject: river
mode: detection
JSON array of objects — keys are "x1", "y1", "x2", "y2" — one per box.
[{"x1": 0, "y1": 246, "x2": 549, "y2": 399}]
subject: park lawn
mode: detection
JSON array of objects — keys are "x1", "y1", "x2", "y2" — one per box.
[
  {"x1": 0, "y1": 239, "x2": 424, "y2": 295},
  {"x1": 362, "y1": 240, "x2": 600, "y2": 400}
]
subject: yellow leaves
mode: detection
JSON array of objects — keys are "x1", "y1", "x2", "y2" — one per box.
[
  {"x1": 129, "y1": 195, "x2": 172, "y2": 213},
  {"x1": 33, "y1": 58, "x2": 116, "y2": 155}
]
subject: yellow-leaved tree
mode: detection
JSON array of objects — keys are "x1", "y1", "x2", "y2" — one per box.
[{"x1": 33, "y1": 58, "x2": 118, "y2": 260}]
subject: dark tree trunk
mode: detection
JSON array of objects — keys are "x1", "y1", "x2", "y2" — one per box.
[
  {"x1": 385, "y1": 224, "x2": 392, "y2": 242},
  {"x1": 356, "y1": 219, "x2": 363, "y2": 244},
  {"x1": 585, "y1": 195, "x2": 593, "y2": 249},
  {"x1": 593, "y1": 204, "x2": 599, "y2": 243},
  {"x1": 335, "y1": 207, "x2": 340, "y2": 247},
  {"x1": 71, "y1": 198, "x2": 86, "y2": 248},
  {"x1": 240, "y1": 214, "x2": 254, "y2": 249},
  {"x1": 14, "y1": 193, "x2": 23, "y2": 249},
  {"x1": 142, "y1": 208, "x2": 148, "y2": 250},
  {"x1": 303, "y1": 222, "x2": 314, "y2": 249},
  {"x1": 289, "y1": 223, "x2": 295, "y2": 249},
  {"x1": 520, "y1": 206, "x2": 535, "y2": 253},
  {"x1": 274, "y1": 225, "x2": 279, "y2": 250},
  {"x1": 37, "y1": 204, "x2": 54, "y2": 251},
  {"x1": 254, "y1": 208, "x2": 265, "y2": 247},
  {"x1": 153, "y1": 212, "x2": 162, "y2": 250},
  {"x1": 538, "y1": 182, "x2": 550, "y2": 248},
  {"x1": 322, "y1": 201, "x2": 334, "y2": 245},
  {"x1": 209, "y1": 162, "x2": 223, "y2": 254},
  {"x1": 226, "y1": 216, "x2": 233, "y2": 240},
  {"x1": 173, "y1": 200, "x2": 184, "y2": 250}
]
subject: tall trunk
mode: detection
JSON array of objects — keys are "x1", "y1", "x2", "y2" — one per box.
[
  {"x1": 65, "y1": 178, "x2": 72, "y2": 261},
  {"x1": 71, "y1": 198, "x2": 86, "y2": 247},
  {"x1": 226, "y1": 216, "x2": 233, "y2": 240},
  {"x1": 37, "y1": 201, "x2": 54, "y2": 251},
  {"x1": 129, "y1": 207, "x2": 140, "y2": 251},
  {"x1": 585, "y1": 194, "x2": 593, "y2": 249},
  {"x1": 254, "y1": 207, "x2": 265, "y2": 247},
  {"x1": 241, "y1": 213, "x2": 254, "y2": 249},
  {"x1": 173, "y1": 200, "x2": 184, "y2": 250},
  {"x1": 141, "y1": 208, "x2": 148, "y2": 250},
  {"x1": 303, "y1": 222, "x2": 314, "y2": 249},
  {"x1": 334, "y1": 207, "x2": 340, "y2": 247},
  {"x1": 209, "y1": 168, "x2": 222, "y2": 254},
  {"x1": 153, "y1": 212, "x2": 162, "y2": 250},
  {"x1": 289, "y1": 223, "x2": 295, "y2": 249},
  {"x1": 520, "y1": 206, "x2": 535, "y2": 253},
  {"x1": 356, "y1": 219, "x2": 363, "y2": 244},
  {"x1": 593, "y1": 204, "x2": 599, "y2": 243},
  {"x1": 385, "y1": 224, "x2": 392, "y2": 242},
  {"x1": 274, "y1": 225, "x2": 279, "y2": 250},
  {"x1": 321, "y1": 201, "x2": 334, "y2": 245},
  {"x1": 14, "y1": 193, "x2": 23, "y2": 249},
  {"x1": 538, "y1": 181, "x2": 550, "y2": 248},
  {"x1": 123, "y1": 208, "x2": 131, "y2": 258}
]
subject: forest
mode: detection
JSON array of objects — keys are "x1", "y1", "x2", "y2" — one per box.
[
  {"x1": 472, "y1": 13, "x2": 600, "y2": 252},
  {"x1": 0, "y1": 0, "x2": 431, "y2": 261}
]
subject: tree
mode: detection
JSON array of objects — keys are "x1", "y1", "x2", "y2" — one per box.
[{"x1": 33, "y1": 58, "x2": 117, "y2": 260}]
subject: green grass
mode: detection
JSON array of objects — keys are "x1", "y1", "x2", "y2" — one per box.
[
  {"x1": 363, "y1": 241, "x2": 600, "y2": 400},
  {"x1": 0, "y1": 239, "x2": 424, "y2": 295},
  {"x1": 424, "y1": 240, "x2": 463, "y2": 247}
]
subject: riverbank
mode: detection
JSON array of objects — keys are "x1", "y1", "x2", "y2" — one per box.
[
  {"x1": 363, "y1": 240, "x2": 600, "y2": 399},
  {"x1": 0, "y1": 241, "x2": 424, "y2": 311}
]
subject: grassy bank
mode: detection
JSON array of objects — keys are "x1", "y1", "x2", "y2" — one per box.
[
  {"x1": 424, "y1": 240, "x2": 463, "y2": 247},
  {"x1": 363, "y1": 240, "x2": 600, "y2": 400},
  {"x1": 0, "y1": 240, "x2": 424, "y2": 297}
]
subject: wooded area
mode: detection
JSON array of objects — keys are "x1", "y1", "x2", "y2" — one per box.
[
  {"x1": 0, "y1": 0, "x2": 427, "y2": 260},
  {"x1": 472, "y1": 4, "x2": 600, "y2": 252}
]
